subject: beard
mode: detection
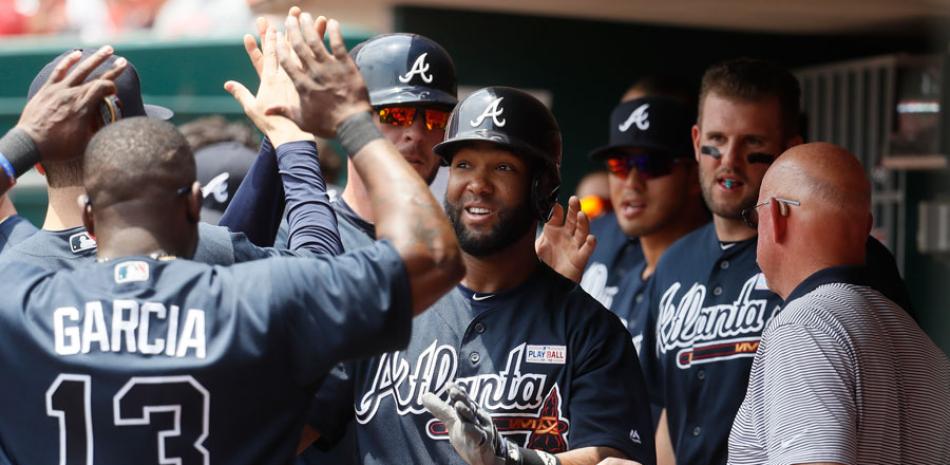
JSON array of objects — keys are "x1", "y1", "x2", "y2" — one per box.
[{"x1": 444, "y1": 197, "x2": 536, "y2": 257}]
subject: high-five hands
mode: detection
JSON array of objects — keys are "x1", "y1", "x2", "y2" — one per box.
[
  {"x1": 536, "y1": 196, "x2": 597, "y2": 283},
  {"x1": 275, "y1": 11, "x2": 372, "y2": 139},
  {"x1": 225, "y1": 23, "x2": 313, "y2": 146}
]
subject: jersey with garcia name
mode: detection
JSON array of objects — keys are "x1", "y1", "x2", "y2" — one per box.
[
  {"x1": 640, "y1": 222, "x2": 781, "y2": 465},
  {"x1": 0, "y1": 242, "x2": 411, "y2": 465},
  {"x1": 310, "y1": 264, "x2": 656, "y2": 465},
  {"x1": 580, "y1": 213, "x2": 644, "y2": 310}
]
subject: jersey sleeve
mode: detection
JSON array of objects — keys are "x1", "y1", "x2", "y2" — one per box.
[
  {"x1": 218, "y1": 138, "x2": 284, "y2": 247},
  {"x1": 245, "y1": 240, "x2": 412, "y2": 386},
  {"x1": 307, "y1": 362, "x2": 356, "y2": 448},
  {"x1": 566, "y1": 296, "x2": 656, "y2": 464},
  {"x1": 743, "y1": 320, "x2": 858, "y2": 465}
]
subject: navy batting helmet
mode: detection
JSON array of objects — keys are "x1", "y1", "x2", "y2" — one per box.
[
  {"x1": 350, "y1": 33, "x2": 457, "y2": 109},
  {"x1": 433, "y1": 86, "x2": 562, "y2": 222}
]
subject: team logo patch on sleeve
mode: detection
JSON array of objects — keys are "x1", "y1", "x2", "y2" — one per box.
[
  {"x1": 115, "y1": 261, "x2": 150, "y2": 284},
  {"x1": 69, "y1": 232, "x2": 97, "y2": 254},
  {"x1": 525, "y1": 345, "x2": 566, "y2": 365}
]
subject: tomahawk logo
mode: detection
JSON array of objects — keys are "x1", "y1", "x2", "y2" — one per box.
[
  {"x1": 656, "y1": 274, "x2": 778, "y2": 368},
  {"x1": 470, "y1": 97, "x2": 507, "y2": 127},
  {"x1": 619, "y1": 103, "x2": 650, "y2": 132},
  {"x1": 426, "y1": 384, "x2": 571, "y2": 453},
  {"x1": 398, "y1": 53, "x2": 434, "y2": 84}
]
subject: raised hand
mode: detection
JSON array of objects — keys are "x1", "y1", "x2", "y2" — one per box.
[
  {"x1": 17, "y1": 45, "x2": 126, "y2": 163},
  {"x1": 275, "y1": 12, "x2": 372, "y2": 138},
  {"x1": 536, "y1": 195, "x2": 597, "y2": 282},
  {"x1": 225, "y1": 26, "x2": 313, "y2": 147}
]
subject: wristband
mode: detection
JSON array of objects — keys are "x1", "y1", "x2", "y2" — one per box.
[
  {"x1": 501, "y1": 439, "x2": 561, "y2": 465},
  {"x1": 0, "y1": 127, "x2": 40, "y2": 177},
  {"x1": 336, "y1": 111, "x2": 382, "y2": 158}
]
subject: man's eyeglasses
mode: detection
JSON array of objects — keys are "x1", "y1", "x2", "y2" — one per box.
[
  {"x1": 740, "y1": 197, "x2": 801, "y2": 229},
  {"x1": 605, "y1": 153, "x2": 681, "y2": 180},
  {"x1": 377, "y1": 106, "x2": 451, "y2": 131}
]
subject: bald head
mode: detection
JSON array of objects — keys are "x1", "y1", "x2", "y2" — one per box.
[
  {"x1": 756, "y1": 142, "x2": 873, "y2": 298},
  {"x1": 762, "y1": 142, "x2": 870, "y2": 222},
  {"x1": 84, "y1": 117, "x2": 196, "y2": 209}
]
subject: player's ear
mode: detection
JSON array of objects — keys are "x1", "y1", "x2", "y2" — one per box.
[
  {"x1": 80, "y1": 195, "x2": 96, "y2": 238},
  {"x1": 691, "y1": 124, "x2": 702, "y2": 163},
  {"x1": 187, "y1": 181, "x2": 201, "y2": 224},
  {"x1": 768, "y1": 198, "x2": 787, "y2": 243}
]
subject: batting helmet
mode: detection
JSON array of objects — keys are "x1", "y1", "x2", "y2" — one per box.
[
  {"x1": 350, "y1": 33, "x2": 457, "y2": 109},
  {"x1": 433, "y1": 86, "x2": 562, "y2": 222}
]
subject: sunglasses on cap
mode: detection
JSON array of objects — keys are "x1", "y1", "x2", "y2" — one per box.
[
  {"x1": 377, "y1": 106, "x2": 451, "y2": 131},
  {"x1": 605, "y1": 153, "x2": 682, "y2": 180}
]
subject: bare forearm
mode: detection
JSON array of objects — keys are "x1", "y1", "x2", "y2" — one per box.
[{"x1": 557, "y1": 446, "x2": 631, "y2": 465}]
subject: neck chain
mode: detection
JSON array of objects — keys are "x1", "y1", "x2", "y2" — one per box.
[{"x1": 97, "y1": 251, "x2": 177, "y2": 263}]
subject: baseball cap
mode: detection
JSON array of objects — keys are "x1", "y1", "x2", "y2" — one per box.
[
  {"x1": 589, "y1": 97, "x2": 692, "y2": 161},
  {"x1": 195, "y1": 141, "x2": 256, "y2": 225},
  {"x1": 27, "y1": 49, "x2": 173, "y2": 120}
]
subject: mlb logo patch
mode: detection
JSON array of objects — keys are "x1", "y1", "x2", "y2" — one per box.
[
  {"x1": 69, "y1": 232, "x2": 97, "y2": 254},
  {"x1": 115, "y1": 261, "x2": 149, "y2": 284},
  {"x1": 525, "y1": 345, "x2": 566, "y2": 365}
]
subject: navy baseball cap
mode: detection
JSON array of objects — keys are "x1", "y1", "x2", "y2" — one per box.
[
  {"x1": 195, "y1": 141, "x2": 256, "y2": 225},
  {"x1": 589, "y1": 97, "x2": 692, "y2": 161},
  {"x1": 27, "y1": 49, "x2": 173, "y2": 120}
]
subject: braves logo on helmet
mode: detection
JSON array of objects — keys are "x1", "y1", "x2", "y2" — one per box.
[
  {"x1": 426, "y1": 384, "x2": 571, "y2": 453},
  {"x1": 618, "y1": 103, "x2": 650, "y2": 132},
  {"x1": 398, "y1": 53, "x2": 434, "y2": 84},
  {"x1": 470, "y1": 97, "x2": 507, "y2": 127}
]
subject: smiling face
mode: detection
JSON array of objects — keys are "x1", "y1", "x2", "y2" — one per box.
[
  {"x1": 376, "y1": 105, "x2": 447, "y2": 185},
  {"x1": 693, "y1": 92, "x2": 788, "y2": 220},
  {"x1": 443, "y1": 142, "x2": 536, "y2": 257}
]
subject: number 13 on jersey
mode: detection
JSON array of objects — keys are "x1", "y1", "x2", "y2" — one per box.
[{"x1": 46, "y1": 374, "x2": 210, "y2": 465}]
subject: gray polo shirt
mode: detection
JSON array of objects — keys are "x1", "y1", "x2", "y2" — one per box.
[{"x1": 728, "y1": 266, "x2": 950, "y2": 465}]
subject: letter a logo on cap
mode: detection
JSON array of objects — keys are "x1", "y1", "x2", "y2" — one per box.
[
  {"x1": 470, "y1": 97, "x2": 506, "y2": 128},
  {"x1": 619, "y1": 103, "x2": 650, "y2": 132},
  {"x1": 399, "y1": 53, "x2": 434, "y2": 84}
]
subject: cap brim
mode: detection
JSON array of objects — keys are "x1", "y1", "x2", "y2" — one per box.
[
  {"x1": 588, "y1": 142, "x2": 690, "y2": 161},
  {"x1": 145, "y1": 104, "x2": 174, "y2": 120}
]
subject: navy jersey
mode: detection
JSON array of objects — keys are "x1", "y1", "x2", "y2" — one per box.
[
  {"x1": 640, "y1": 222, "x2": 913, "y2": 465},
  {"x1": 310, "y1": 264, "x2": 656, "y2": 465},
  {"x1": 580, "y1": 212, "x2": 644, "y2": 310},
  {"x1": 0, "y1": 222, "x2": 303, "y2": 272},
  {"x1": 0, "y1": 214, "x2": 37, "y2": 253},
  {"x1": 0, "y1": 241, "x2": 411, "y2": 465}
]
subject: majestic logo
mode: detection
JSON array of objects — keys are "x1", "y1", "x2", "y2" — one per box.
[
  {"x1": 426, "y1": 384, "x2": 570, "y2": 453},
  {"x1": 618, "y1": 103, "x2": 650, "y2": 132},
  {"x1": 470, "y1": 97, "x2": 507, "y2": 127},
  {"x1": 69, "y1": 232, "x2": 97, "y2": 254},
  {"x1": 398, "y1": 53, "x2": 434, "y2": 84},
  {"x1": 656, "y1": 274, "x2": 778, "y2": 368},
  {"x1": 201, "y1": 172, "x2": 230, "y2": 203}
]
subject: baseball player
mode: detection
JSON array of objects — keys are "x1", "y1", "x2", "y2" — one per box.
[
  {"x1": 0, "y1": 16, "x2": 464, "y2": 462},
  {"x1": 0, "y1": 47, "x2": 129, "y2": 252},
  {"x1": 299, "y1": 86, "x2": 655, "y2": 465},
  {"x1": 637, "y1": 58, "x2": 914, "y2": 465},
  {"x1": 274, "y1": 28, "x2": 458, "y2": 252},
  {"x1": 585, "y1": 96, "x2": 708, "y2": 357}
]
